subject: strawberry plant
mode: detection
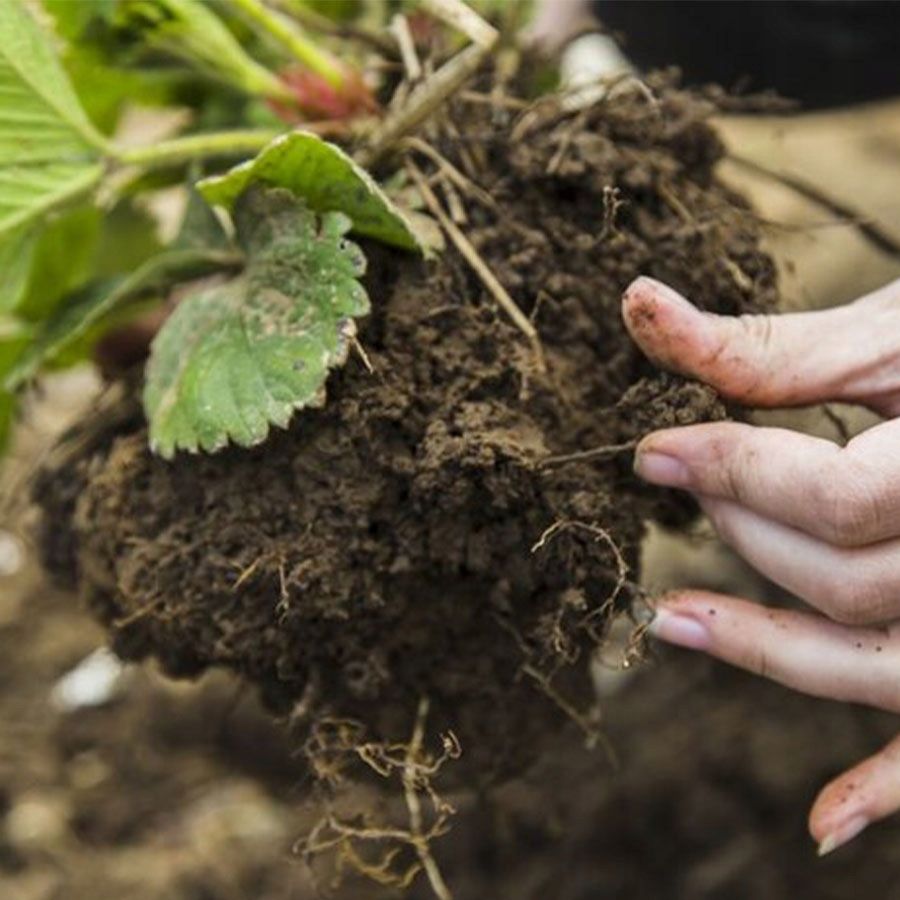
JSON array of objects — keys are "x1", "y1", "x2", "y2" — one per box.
[{"x1": 1, "y1": 0, "x2": 431, "y2": 455}]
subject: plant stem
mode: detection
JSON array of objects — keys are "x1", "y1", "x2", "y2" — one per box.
[
  {"x1": 114, "y1": 130, "x2": 281, "y2": 169},
  {"x1": 231, "y1": 0, "x2": 347, "y2": 88},
  {"x1": 360, "y1": 42, "x2": 494, "y2": 167}
]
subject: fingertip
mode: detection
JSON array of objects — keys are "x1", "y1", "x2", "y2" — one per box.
[
  {"x1": 622, "y1": 277, "x2": 706, "y2": 371},
  {"x1": 809, "y1": 753, "x2": 880, "y2": 851},
  {"x1": 654, "y1": 588, "x2": 724, "y2": 613},
  {"x1": 811, "y1": 803, "x2": 869, "y2": 857},
  {"x1": 808, "y1": 799, "x2": 831, "y2": 847},
  {"x1": 622, "y1": 276, "x2": 695, "y2": 313}
]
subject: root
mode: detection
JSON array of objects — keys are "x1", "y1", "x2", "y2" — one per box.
[
  {"x1": 489, "y1": 517, "x2": 633, "y2": 766},
  {"x1": 298, "y1": 702, "x2": 460, "y2": 899},
  {"x1": 600, "y1": 184, "x2": 626, "y2": 241},
  {"x1": 622, "y1": 604, "x2": 654, "y2": 670},
  {"x1": 546, "y1": 108, "x2": 590, "y2": 175},
  {"x1": 531, "y1": 519, "x2": 631, "y2": 654},
  {"x1": 537, "y1": 439, "x2": 638, "y2": 469},
  {"x1": 521, "y1": 662, "x2": 618, "y2": 767},
  {"x1": 728, "y1": 154, "x2": 900, "y2": 259},
  {"x1": 402, "y1": 698, "x2": 455, "y2": 900},
  {"x1": 531, "y1": 519, "x2": 630, "y2": 613}
]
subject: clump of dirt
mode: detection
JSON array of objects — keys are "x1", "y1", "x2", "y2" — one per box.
[{"x1": 33, "y1": 73, "x2": 777, "y2": 786}]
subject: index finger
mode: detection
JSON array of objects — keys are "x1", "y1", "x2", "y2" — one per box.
[{"x1": 635, "y1": 417, "x2": 900, "y2": 547}]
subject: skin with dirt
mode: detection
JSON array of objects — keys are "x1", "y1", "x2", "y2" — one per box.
[{"x1": 33, "y1": 75, "x2": 777, "y2": 787}]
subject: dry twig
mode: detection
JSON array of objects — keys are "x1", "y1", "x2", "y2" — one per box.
[
  {"x1": 390, "y1": 13, "x2": 422, "y2": 82},
  {"x1": 406, "y1": 160, "x2": 546, "y2": 372},
  {"x1": 358, "y1": 0, "x2": 499, "y2": 167},
  {"x1": 402, "y1": 136, "x2": 499, "y2": 211},
  {"x1": 420, "y1": 0, "x2": 498, "y2": 47}
]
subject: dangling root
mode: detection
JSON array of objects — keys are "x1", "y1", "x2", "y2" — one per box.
[
  {"x1": 297, "y1": 700, "x2": 460, "y2": 898},
  {"x1": 487, "y1": 518, "x2": 634, "y2": 766}
]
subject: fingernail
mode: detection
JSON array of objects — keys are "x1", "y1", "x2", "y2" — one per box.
[
  {"x1": 629, "y1": 276, "x2": 696, "y2": 313},
  {"x1": 634, "y1": 451, "x2": 690, "y2": 487},
  {"x1": 648, "y1": 608, "x2": 710, "y2": 651},
  {"x1": 817, "y1": 815, "x2": 868, "y2": 857}
]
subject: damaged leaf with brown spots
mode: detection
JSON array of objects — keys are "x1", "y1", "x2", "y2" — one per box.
[{"x1": 143, "y1": 186, "x2": 369, "y2": 458}]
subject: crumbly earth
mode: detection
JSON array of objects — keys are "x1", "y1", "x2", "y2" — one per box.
[{"x1": 33, "y1": 75, "x2": 777, "y2": 785}]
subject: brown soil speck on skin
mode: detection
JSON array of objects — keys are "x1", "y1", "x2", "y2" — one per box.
[{"x1": 33, "y1": 72, "x2": 777, "y2": 786}]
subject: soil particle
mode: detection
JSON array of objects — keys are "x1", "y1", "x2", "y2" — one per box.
[{"x1": 33, "y1": 73, "x2": 777, "y2": 785}]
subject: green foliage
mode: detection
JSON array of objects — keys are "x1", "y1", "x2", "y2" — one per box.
[
  {"x1": 144, "y1": 187, "x2": 369, "y2": 458},
  {"x1": 292, "y1": 0, "x2": 361, "y2": 24},
  {"x1": 112, "y1": 0, "x2": 290, "y2": 100},
  {"x1": 6, "y1": 245, "x2": 237, "y2": 392},
  {"x1": 5, "y1": 198, "x2": 162, "y2": 319},
  {"x1": 0, "y1": 227, "x2": 37, "y2": 314},
  {"x1": 198, "y1": 131, "x2": 424, "y2": 252},
  {"x1": 15, "y1": 206, "x2": 104, "y2": 320},
  {"x1": 0, "y1": 1, "x2": 107, "y2": 239},
  {"x1": 0, "y1": 0, "x2": 432, "y2": 460},
  {"x1": 0, "y1": 318, "x2": 33, "y2": 451},
  {"x1": 41, "y1": 0, "x2": 116, "y2": 40}
]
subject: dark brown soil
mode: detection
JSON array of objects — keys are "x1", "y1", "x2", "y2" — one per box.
[{"x1": 33, "y1": 75, "x2": 777, "y2": 787}]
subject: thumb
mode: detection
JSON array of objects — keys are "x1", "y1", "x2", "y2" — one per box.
[{"x1": 622, "y1": 276, "x2": 900, "y2": 412}]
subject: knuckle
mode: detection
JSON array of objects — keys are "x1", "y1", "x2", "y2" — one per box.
[
  {"x1": 737, "y1": 314, "x2": 776, "y2": 368},
  {"x1": 718, "y1": 446, "x2": 753, "y2": 504},
  {"x1": 821, "y1": 459, "x2": 881, "y2": 546},
  {"x1": 822, "y1": 566, "x2": 889, "y2": 625},
  {"x1": 713, "y1": 315, "x2": 779, "y2": 400},
  {"x1": 735, "y1": 314, "x2": 776, "y2": 355},
  {"x1": 750, "y1": 646, "x2": 772, "y2": 679}
]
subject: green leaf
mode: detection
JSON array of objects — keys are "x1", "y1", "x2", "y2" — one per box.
[
  {"x1": 0, "y1": 317, "x2": 34, "y2": 375},
  {"x1": 173, "y1": 187, "x2": 230, "y2": 251},
  {"x1": 16, "y1": 205, "x2": 103, "y2": 319},
  {"x1": 5, "y1": 245, "x2": 238, "y2": 391},
  {"x1": 0, "y1": 1, "x2": 106, "y2": 237},
  {"x1": 144, "y1": 186, "x2": 369, "y2": 458},
  {"x1": 0, "y1": 226, "x2": 37, "y2": 313},
  {"x1": 41, "y1": 0, "x2": 116, "y2": 42},
  {"x1": 0, "y1": 319, "x2": 33, "y2": 451},
  {"x1": 197, "y1": 131, "x2": 424, "y2": 252},
  {"x1": 93, "y1": 199, "x2": 164, "y2": 278},
  {"x1": 0, "y1": 390, "x2": 17, "y2": 453},
  {"x1": 5, "y1": 199, "x2": 160, "y2": 321},
  {"x1": 114, "y1": 0, "x2": 288, "y2": 100}
]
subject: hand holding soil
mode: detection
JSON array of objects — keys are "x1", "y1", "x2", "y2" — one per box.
[{"x1": 627, "y1": 275, "x2": 900, "y2": 858}]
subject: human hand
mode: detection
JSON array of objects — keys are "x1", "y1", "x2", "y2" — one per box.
[{"x1": 623, "y1": 275, "x2": 900, "y2": 856}]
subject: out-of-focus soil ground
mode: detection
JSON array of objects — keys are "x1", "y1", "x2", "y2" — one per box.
[{"x1": 2, "y1": 98, "x2": 900, "y2": 899}]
